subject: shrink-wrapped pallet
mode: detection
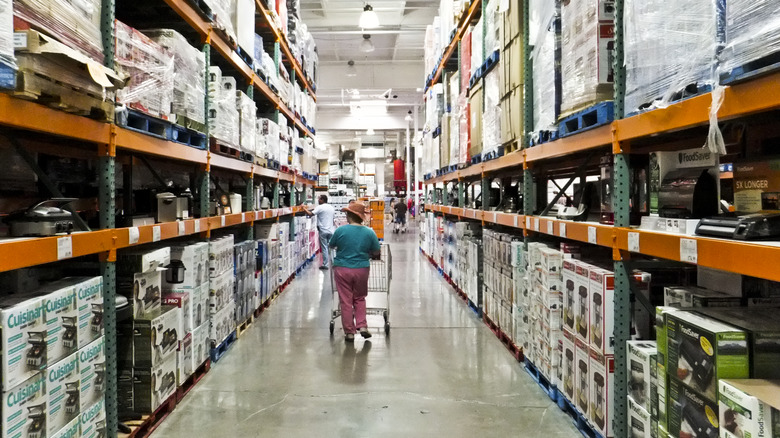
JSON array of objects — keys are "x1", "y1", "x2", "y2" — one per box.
[
  {"x1": 530, "y1": 0, "x2": 560, "y2": 133},
  {"x1": 14, "y1": 0, "x2": 103, "y2": 62},
  {"x1": 208, "y1": 66, "x2": 240, "y2": 147},
  {"x1": 0, "y1": 0, "x2": 12, "y2": 69},
  {"x1": 204, "y1": 0, "x2": 237, "y2": 43},
  {"x1": 237, "y1": 91, "x2": 257, "y2": 155},
  {"x1": 720, "y1": 0, "x2": 780, "y2": 81},
  {"x1": 481, "y1": 68, "x2": 502, "y2": 157}
]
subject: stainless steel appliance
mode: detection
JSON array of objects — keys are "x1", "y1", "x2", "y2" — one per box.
[{"x1": 6, "y1": 198, "x2": 77, "y2": 237}]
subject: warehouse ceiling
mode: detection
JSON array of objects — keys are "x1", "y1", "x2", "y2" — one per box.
[{"x1": 300, "y1": 0, "x2": 436, "y2": 149}]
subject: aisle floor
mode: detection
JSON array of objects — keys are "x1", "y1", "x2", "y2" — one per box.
[{"x1": 152, "y1": 224, "x2": 580, "y2": 438}]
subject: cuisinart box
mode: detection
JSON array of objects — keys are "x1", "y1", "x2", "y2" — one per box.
[
  {"x1": 719, "y1": 379, "x2": 780, "y2": 438},
  {"x1": 47, "y1": 352, "x2": 80, "y2": 436},
  {"x1": 133, "y1": 355, "x2": 178, "y2": 413},
  {"x1": 733, "y1": 159, "x2": 780, "y2": 213},
  {"x1": 51, "y1": 416, "x2": 80, "y2": 438},
  {"x1": 79, "y1": 399, "x2": 105, "y2": 438},
  {"x1": 129, "y1": 306, "x2": 181, "y2": 368},
  {"x1": 589, "y1": 349, "x2": 614, "y2": 437},
  {"x1": 79, "y1": 336, "x2": 105, "y2": 411},
  {"x1": 2, "y1": 373, "x2": 46, "y2": 438},
  {"x1": 628, "y1": 340, "x2": 657, "y2": 413},
  {"x1": 74, "y1": 277, "x2": 103, "y2": 349},
  {"x1": 668, "y1": 378, "x2": 719, "y2": 438},
  {"x1": 666, "y1": 311, "x2": 749, "y2": 402},
  {"x1": 628, "y1": 396, "x2": 653, "y2": 438},
  {"x1": 36, "y1": 280, "x2": 79, "y2": 365},
  {"x1": 0, "y1": 294, "x2": 47, "y2": 388}
]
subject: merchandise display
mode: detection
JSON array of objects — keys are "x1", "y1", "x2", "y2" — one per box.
[
  {"x1": 14, "y1": 0, "x2": 104, "y2": 62},
  {"x1": 208, "y1": 67, "x2": 241, "y2": 148},
  {"x1": 720, "y1": 0, "x2": 780, "y2": 83},
  {"x1": 79, "y1": 400, "x2": 105, "y2": 438},
  {"x1": 2, "y1": 373, "x2": 46, "y2": 438},
  {"x1": 78, "y1": 336, "x2": 105, "y2": 412},
  {"x1": 718, "y1": 379, "x2": 780, "y2": 438},
  {"x1": 47, "y1": 352, "x2": 80, "y2": 436},
  {"x1": 0, "y1": 294, "x2": 46, "y2": 388}
]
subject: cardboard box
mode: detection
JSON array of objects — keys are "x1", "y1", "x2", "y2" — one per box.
[
  {"x1": 79, "y1": 336, "x2": 105, "y2": 411},
  {"x1": 575, "y1": 337, "x2": 590, "y2": 415},
  {"x1": 468, "y1": 79, "x2": 483, "y2": 159},
  {"x1": 500, "y1": 36, "x2": 524, "y2": 96},
  {"x1": 51, "y1": 416, "x2": 80, "y2": 438},
  {"x1": 117, "y1": 247, "x2": 171, "y2": 275},
  {"x1": 655, "y1": 306, "x2": 682, "y2": 372},
  {"x1": 663, "y1": 286, "x2": 742, "y2": 308},
  {"x1": 657, "y1": 360, "x2": 669, "y2": 432},
  {"x1": 562, "y1": 329, "x2": 577, "y2": 402},
  {"x1": 562, "y1": 260, "x2": 577, "y2": 333},
  {"x1": 210, "y1": 301, "x2": 235, "y2": 346},
  {"x1": 719, "y1": 379, "x2": 780, "y2": 438},
  {"x1": 117, "y1": 367, "x2": 134, "y2": 413},
  {"x1": 733, "y1": 159, "x2": 780, "y2": 213},
  {"x1": 2, "y1": 373, "x2": 46, "y2": 438},
  {"x1": 589, "y1": 349, "x2": 614, "y2": 437},
  {"x1": 574, "y1": 261, "x2": 591, "y2": 343},
  {"x1": 192, "y1": 323, "x2": 210, "y2": 368},
  {"x1": 502, "y1": 0, "x2": 523, "y2": 47},
  {"x1": 0, "y1": 295, "x2": 47, "y2": 388},
  {"x1": 628, "y1": 340, "x2": 658, "y2": 413},
  {"x1": 209, "y1": 271, "x2": 234, "y2": 314},
  {"x1": 590, "y1": 269, "x2": 650, "y2": 354},
  {"x1": 162, "y1": 291, "x2": 192, "y2": 334},
  {"x1": 121, "y1": 269, "x2": 163, "y2": 318},
  {"x1": 666, "y1": 311, "x2": 749, "y2": 402},
  {"x1": 628, "y1": 396, "x2": 653, "y2": 438},
  {"x1": 47, "y1": 352, "x2": 80, "y2": 436},
  {"x1": 667, "y1": 378, "x2": 719, "y2": 438},
  {"x1": 74, "y1": 276, "x2": 103, "y2": 349},
  {"x1": 178, "y1": 332, "x2": 194, "y2": 385},
  {"x1": 79, "y1": 399, "x2": 106, "y2": 438},
  {"x1": 127, "y1": 305, "x2": 182, "y2": 368},
  {"x1": 133, "y1": 356, "x2": 178, "y2": 413},
  {"x1": 164, "y1": 242, "x2": 209, "y2": 291},
  {"x1": 38, "y1": 280, "x2": 79, "y2": 365},
  {"x1": 499, "y1": 86, "x2": 523, "y2": 145}
]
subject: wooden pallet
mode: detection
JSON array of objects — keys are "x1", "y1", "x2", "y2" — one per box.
[
  {"x1": 209, "y1": 330, "x2": 237, "y2": 363},
  {"x1": 119, "y1": 392, "x2": 177, "y2": 438},
  {"x1": 209, "y1": 137, "x2": 241, "y2": 159},
  {"x1": 176, "y1": 359, "x2": 211, "y2": 403},
  {"x1": 236, "y1": 316, "x2": 253, "y2": 337}
]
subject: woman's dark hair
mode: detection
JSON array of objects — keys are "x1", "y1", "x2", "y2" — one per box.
[{"x1": 346, "y1": 211, "x2": 363, "y2": 224}]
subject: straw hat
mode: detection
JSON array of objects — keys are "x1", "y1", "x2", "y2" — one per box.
[{"x1": 342, "y1": 201, "x2": 367, "y2": 222}]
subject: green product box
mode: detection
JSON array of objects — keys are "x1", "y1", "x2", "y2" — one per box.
[
  {"x1": 668, "y1": 378, "x2": 719, "y2": 438},
  {"x1": 666, "y1": 311, "x2": 749, "y2": 403},
  {"x1": 719, "y1": 379, "x2": 780, "y2": 438},
  {"x1": 658, "y1": 362, "x2": 669, "y2": 432},
  {"x1": 655, "y1": 306, "x2": 681, "y2": 372}
]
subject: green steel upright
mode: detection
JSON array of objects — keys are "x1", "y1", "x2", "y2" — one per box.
[
  {"x1": 199, "y1": 44, "x2": 212, "y2": 219},
  {"x1": 522, "y1": 0, "x2": 533, "y2": 149}
]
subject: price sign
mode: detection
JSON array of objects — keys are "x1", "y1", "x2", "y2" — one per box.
[
  {"x1": 628, "y1": 232, "x2": 640, "y2": 253},
  {"x1": 534, "y1": 218, "x2": 540, "y2": 231},
  {"x1": 152, "y1": 226, "x2": 161, "y2": 242},
  {"x1": 680, "y1": 238, "x2": 698, "y2": 264},
  {"x1": 560, "y1": 222, "x2": 567, "y2": 238},
  {"x1": 178, "y1": 221, "x2": 186, "y2": 236},
  {"x1": 194, "y1": 221, "x2": 201, "y2": 233},
  {"x1": 526, "y1": 217, "x2": 532, "y2": 229},
  {"x1": 588, "y1": 227, "x2": 597, "y2": 244},
  {"x1": 242, "y1": 213, "x2": 246, "y2": 223},
  {"x1": 221, "y1": 216, "x2": 226, "y2": 227},
  {"x1": 128, "y1": 227, "x2": 140, "y2": 245},
  {"x1": 547, "y1": 221, "x2": 554, "y2": 235},
  {"x1": 57, "y1": 236, "x2": 73, "y2": 260},
  {"x1": 514, "y1": 216, "x2": 519, "y2": 228}
]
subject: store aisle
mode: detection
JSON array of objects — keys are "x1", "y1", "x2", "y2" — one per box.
[{"x1": 152, "y1": 228, "x2": 580, "y2": 438}]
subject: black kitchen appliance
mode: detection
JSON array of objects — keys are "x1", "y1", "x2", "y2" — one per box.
[
  {"x1": 158, "y1": 371, "x2": 176, "y2": 396},
  {"x1": 682, "y1": 402, "x2": 718, "y2": 438},
  {"x1": 61, "y1": 317, "x2": 77, "y2": 349},
  {"x1": 160, "y1": 328, "x2": 178, "y2": 353},
  {"x1": 26, "y1": 332, "x2": 46, "y2": 368},
  {"x1": 696, "y1": 213, "x2": 780, "y2": 240},
  {"x1": 27, "y1": 404, "x2": 46, "y2": 438},
  {"x1": 658, "y1": 169, "x2": 718, "y2": 219},
  {"x1": 557, "y1": 182, "x2": 597, "y2": 222},
  {"x1": 564, "y1": 280, "x2": 575, "y2": 330},
  {"x1": 65, "y1": 382, "x2": 80, "y2": 414},
  {"x1": 5, "y1": 198, "x2": 78, "y2": 237},
  {"x1": 578, "y1": 286, "x2": 588, "y2": 339},
  {"x1": 593, "y1": 292, "x2": 603, "y2": 349},
  {"x1": 564, "y1": 349, "x2": 574, "y2": 399},
  {"x1": 678, "y1": 338, "x2": 714, "y2": 392},
  {"x1": 578, "y1": 360, "x2": 589, "y2": 414},
  {"x1": 165, "y1": 260, "x2": 186, "y2": 284}
]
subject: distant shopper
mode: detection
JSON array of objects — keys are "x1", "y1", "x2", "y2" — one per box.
[
  {"x1": 303, "y1": 195, "x2": 335, "y2": 270},
  {"x1": 330, "y1": 201, "x2": 381, "y2": 342},
  {"x1": 393, "y1": 198, "x2": 408, "y2": 233}
]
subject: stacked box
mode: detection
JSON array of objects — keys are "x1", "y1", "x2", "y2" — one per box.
[
  {"x1": 234, "y1": 240, "x2": 258, "y2": 324},
  {"x1": 469, "y1": 79, "x2": 483, "y2": 159},
  {"x1": 14, "y1": 0, "x2": 104, "y2": 62},
  {"x1": 589, "y1": 348, "x2": 614, "y2": 437},
  {"x1": 718, "y1": 379, "x2": 780, "y2": 438},
  {"x1": 203, "y1": 0, "x2": 236, "y2": 42},
  {"x1": 209, "y1": 236, "x2": 236, "y2": 346},
  {"x1": 117, "y1": 247, "x2": 170, "y2": 319},
  {"x1": 231, "y1": 0, "x2": 255, "y2": 60},
  {"x1": 482, "y1": 68, "x2": 502, "y2": 157},
  {"x1": 2, "y1": 373, "x2": 46, "y2": 438},
  {"x1": 79, "y1": 336, "x2": 105, "y2": 412},
  {"x1": 46, "y1": 352, "x2": 80, "y2": 436},
  {"x1": 237, "y1": 91, "x2": 257, "y2": 155},
  {"x1": 663, "y1": 286, "x2": 742, "y2": 309},
  {"x1": 114, "y1": 21, "x2": 174, "y2": 119},
  {"x1": 498, "y1": 0, "x2": 525, "y2": 145},
  {"x1": 0, "y1": 0, "x2": 13, "y2": 70},
  {"x1": 628, "y1": 396, "x2": 653, "y2": 438},
  {"x1": 208, "y1": 66, "x2": 240, "y2": 148},
  {"x1": 0, "y1": 294, "x2": 47, "y2": 388},
  {"x1": 79, "y1": 399, "x2": 105, "y2": 438},
  {"x1": 720, "y1": 0, "x2": 780, "y2": 83}
]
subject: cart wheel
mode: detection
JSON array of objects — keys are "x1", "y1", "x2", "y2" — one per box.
[
  {"x1": 329, "y1": 321, "x2": 334, "y2": 335},
  {"x1": 384, "y1": 323, "x2": 390, "y2": 335},
  {"x1": 382, "y1": 311, "x2": 388, "y2": 322}
]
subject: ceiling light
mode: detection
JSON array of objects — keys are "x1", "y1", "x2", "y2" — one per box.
[
  {"x1": 346, "y1": 60, "x2": 357, "y2": 77},
  {"x1": 360, "y1": 34, "x2": 375, "y2": 53},
  {"x1": 405, "y1": 110, "x2": 413, "y2": 122},
  {"x1": 359, "y1": 4, "x2": 379, "y2": 29}
]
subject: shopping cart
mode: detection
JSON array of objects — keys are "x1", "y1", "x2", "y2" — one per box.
[{"x1": 329, "y1": 243, "x2": 392, "y2": 335}]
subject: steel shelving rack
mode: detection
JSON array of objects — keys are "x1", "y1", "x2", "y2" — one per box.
[{"x1": 422, "y1": 0, "x2": 780, "y2": 435}]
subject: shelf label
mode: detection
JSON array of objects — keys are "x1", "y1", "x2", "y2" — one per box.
[
  {"x1": 534, "y1": 218, "x2": 540, "y2": 231},
  {"x1": 178, "y1": 221, "x2": 186, "y2": 236},
  {"x1": 628, "y1": 232, "x2": 640, "y2": 253},
  {"x1": 221, "y1": 216, "x2": 226, "y2": 227},
  {"x1": 194, "y1": 221, "x2": 201, "y2": 233},
  {"x1": 492, "y1": 212, "x2": 497, "y2": 223},
  {"x1": 547, "y1": 221, "x2": 554, "y2": 235},
  {"x1": 57, "y1": 236, "x2": 73, "y2": 260},
  {"x1": 242, "y1": 213, "x2": 247, "y2": 223},
  {"x1": 255, "y1": 211, "x2": 261, "y2": 221},
  {"x1": 560, "y1": 222, "x2": 567, "y2": 238},
  {"x1": 680, "y1": 238, "x2": 698, "y2": 264},
  {"x1": 514, "y1": 215, "x2": 519, "y2": 228},
  {"x1": 128, "y1": 227, "x2": 140, "y2": 245},
  {"x1": 152, "y1": 226, "x2": 161, "y2": 243},
  {"x1": 588, "y1": 227, "x2": 597, "y2": 245},
  {"x1": 526, "y1": 217, "x2": 532, "y2": 229}
]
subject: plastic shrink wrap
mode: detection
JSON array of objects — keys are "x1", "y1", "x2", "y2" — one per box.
[
  {"x1": 425, "y1": 24, "x2": 438, "y2": 78},
  {"x1": 145, "y1": 29, "x2": 206, "y2": 125},
  {"x1": 720, "y1": 0, "x2": 780, "y2": 80},
  {"x1": 258, "y1": 118, "x2": 280, "y2": 162},
  {"x1": 560, "y1": 0, "x2": 614, "y2": 115},
  {"x1": 625, "y1": 0, "x2": 719, "y2": 114},
  {"x1": 471, "y1": 18, "x2": 484, "y2": 78},
  {"x1": 458, "y1": 95, "x2": 470, "y2": 164},
  {"x1": 484, "y1": 0, "x2": 501, "y2": 58},
  {"x1": 115, "y1": 21, "x2": 174, "y2": 119},
  {"x1": 482, "y1": 68, "x2": 502, "y2": 156},
  {"x1": 0, "y1": 0, "x2": 12, "y2": 69},
  {"x1": 204, "y1": 0, "x2": 237, "y2": 42},
  {"x1": 448, "y1": 73, "x2": 461, "y2": 167},
  {"x1": 231, "y1": 0, "x2": 255, "y2": 59},
  {"x1": 208, "y1": 66, "x2": 240, "y2": 147},
  {"x1": 14, "y1": 0, "x2": 103, "y2": 62},
  {"x1": 530, "y1": 0, "x2": 560, "y2": 134},
  {"x1": 237, "y1": 91, "x2": 257, "y2": 155}
]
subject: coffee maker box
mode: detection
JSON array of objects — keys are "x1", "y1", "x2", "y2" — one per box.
[
  {"x1": 74, "y1": 276, "x2": 103, "y2": 348},
  {"x1": 129, "y1": 306, "x2": 181, "y2": 368},
  {"x1": 133, "y1": 355, "x2": 178, "y2": 413},
  {"x1": 562, "y1": 329, "x2": 577, "y2": 402},
  {"x1": 79, "y1": 399, "x2": 106, "y2": 438},
  {"x1": 719, "y1": 379, "x2": 780, "y2": 438},
  {"x1": 667, "y1": 378, "x2": 719, "y2": 438},
  {"x1": 38, "y1": 280, "x2": 79, "y2": 365},
  {"x1": 575, "y1": 337, "x2": 590, "y2": 416},
  {"x1": 628, "y1": 341, "x2": 658, "y2": 413},
  {"x1": 2, "y1": 373, "x2": 46, "y2": 438},
  {"x1": 79, "y1": 336, "x2": 105, "y2": 411},
  {"x1": 628, "y1": 396, "x2": 653, "y2": 438},
  {"x1": 51, "y1": 416, "x2": 80, "y2": 438},
  {"x1": 562, "y1": 260, "x2": 577, "y2": 333},
  {"x1": 574, "y1": 261, "x2": 592, "y2": 344},
  {"x1": 666, "y1": 311, "x2": 749, "y2": 403},
  {"x1": 47, "y1": 352, "x2": 80, "y2": 436},
  {"x1": 0, "y1": 294, "x2": 47, "y2": 388},
  {"x1": 589, "y1": 349, "x2": 614, "y2": 438}
]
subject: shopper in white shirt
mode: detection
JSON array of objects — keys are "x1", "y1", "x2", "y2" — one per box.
[{"x1": 304, "y1": 195, "x2": 336, "y2": 269}]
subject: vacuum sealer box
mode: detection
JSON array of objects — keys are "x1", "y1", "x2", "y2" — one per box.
[
  {"x1": 733, "y1": 159, "x2": 780, "y2": 213},
  {"x1": 589, "y1": 349, "x2": 614, "y2": 438},
  {"x1": 718, "y1": 379, "x2": 780, "y2": 438},
  {"x1": 561, "y1": 329, "x2": 577, "y2": 403},
  {"x1": 0, "y1": 294, "x2": 47, "y2": 388},
  {"x1": 628, "y1": 396, "x2": 653, "y2": 438},
  {"x1": 128, "y1": 305, "x2": 181, "y2": 368},
  {"x1": 666, "y1": 311, "x2": 749, "y2": 403},
  {"x1": 79, "y1": 399, "x2": 105, "y2": 438},
  {"x1": 79, "y1": 336, "x2": 105, "y2": 412},
  {"x1": 51, "y1": 416, "x2": 80, "y2": 438},
  {"x1": 628, "y1": 340, "x2": 658, "y2": 413},
  {"x1": 575, "y1": 337, "x2": 590, "y2": 416},
  {"x1": 47, "y1": 352, "x2": 80, "y2": 436},
  {"x1": 2, "y1": 373, "x2": 46, "y2": 438},
  {"x1": 663, "y1": 286, "x2": 742, "y2": 308},
  {"x1": 38, "y1": 279, "x2": 79, "y2": 365},
  {"x1": 133, "y1": 354, "x2": 178, "y2": 413},
  {"x1": 117, "y1": 247, "x2": 171, "y2": 275},
  {"x1": 667, "y1": 378, "x2": 719, "y2": 438}
]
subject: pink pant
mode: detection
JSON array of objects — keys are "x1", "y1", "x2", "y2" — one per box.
[{"x1": 333, "y1": 267, "x2": 370, "y2": 334}]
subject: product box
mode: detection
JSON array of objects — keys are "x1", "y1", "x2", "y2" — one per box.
[
  {"x1": 47, "y1": 352, "x2": 80, "y2": 436},
  {"x1": 666, "y1": 311, "x2": 749, "y2": 402},
  {"x1": 128, "y1": 305, "x2": 182, "y2": 368},
  {"x1": 74, "y1": 276, "x2": 103, "y2": 348},
  {"x1": 575, "y1": 337, "x2": 590, "y2": 416},
  {"x1": 164, "y1": 242, "x2": 209, "y2": 291},
  {"x1": 628, "y1": 340, "x2": 658, "y2": 413},
  {"x1": 79, "y1": 336, "x2": 105, "y2": 411},
  {"x1": 2, "y1": 373, "x2": 46, "y2": 438},
  {"x1": 133, "y1": 355, "x2": 178, "y2": 413},
  {"x1": 209, "y1": 301, "x2": 235, "y2": 346},
  {"x1": 657, "y1": 361, "x2": 669, "y2": 432},
  {"x1": 37, "y1": 280, "x2": 79, "y2": 365},
  {"x1": 562, "y1": 260, "x2": 577, "y2": 333},
  {"x1": 574, "y1": 261, "x2": 591, "y2": 343},
  {"x1": 667, "y1": 378, "x2": 719, "y2": 438},
  {"x1": 209, "y1": 271, "x2": 234, "y2": 314},
  {"x1": 733, "y1": 159, "x2": 780, "y2": 213},
  {"x1": 0, "y1": 294, "x2": 47, "y2": 388},
  {"x1": 79, "y1": 399, "x2": 106, "y2": 438},
  {"x1": 655, "y1": 306, "x2": 681, "y2": 372},
  {"x1": 192, "y1": 322, "x2": 210, "y2": 368},
  {"x1": 51, "y1": 416, "x2": 80, "y2": 438},
  {"x1": 117, "y1": 367, "x2": 134, "y2": 413},
  {"x1": 719, "y1": 379, "x2": 780, "y2": 438},
  {"x1": 589, "y1": 349, "x2": 614, "y2": 437},
  {"x1": 663, "y1": 286, "x2": 742, "y2": 308},
  {"x1": 117, "y1": 247, "x2": 171, "y2": 275},
  {"x1": 178, "y1": 332, "x2": 193, "y2": 385},
  {"x1": 120, "y1": 269, "x2": 163, "y2": 319},
  {"x1": 628, "y1": 396, "x2": 654, "y2": 438},
  {"x1": 162, "y1": 291, "x2": 192, "y2": 334},
  {"x1": 562, "y1": 329, "x2": 577, "y2": 402}
]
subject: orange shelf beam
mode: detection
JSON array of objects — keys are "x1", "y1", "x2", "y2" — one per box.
[
  {"x1": 426, "y1": 0, "x2": 482, "y2": 92},
  {"x1": 210, "y1": 153, "x2": 253, "y2": 174},
  {"x1": 526, "y1": 124, "x2": 613, "y2": 163},
  {"x1": 0, "y1": 94, "x2": 111, "y2": 143},
  {"x1": 115, "y1": 128, "x2": 208, "y2": 164}
]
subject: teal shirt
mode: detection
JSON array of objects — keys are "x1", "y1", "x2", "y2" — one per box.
[{"x1": 329, "y1": 224, "x2": 381, "y2": 268}]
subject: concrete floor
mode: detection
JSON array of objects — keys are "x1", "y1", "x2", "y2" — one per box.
[{"x1": 152, "y1": 224, "x2": 580, "y2": 438}]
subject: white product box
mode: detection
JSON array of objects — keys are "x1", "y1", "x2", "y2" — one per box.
[
  {"x1": 74, "y1": 276, "x2": 103, "y2": 349},
  {"x1": 628, "y1": 396, "x2": 652, "y2": 438},
  {"x1": 165, "y1": 242, "x2": 209, "y2": 291},
  {"x1": 162, "y1": 291, "x2": 191, "y2": 334},
  {"x1": 79, "y1": 336, "x2": 105, "y2": 411},
  {"x1": 133, "y1": 355, "x2": 178, "y2": 413},
  {"x1": 628, "y1": 340, "x2": 657, "y2": 413},
  {"x1": 178, "y1": 332, "x2": 193, "y2": 385},
  {"x1": 663, "y1": 286, "x2": 742, "y2": 308},
  {"x1": 539, "y1": 247, "x2": 564, "y2": 274},
  {"x1": 51, "y1": 416, "x2": 80, "y2": 438},
  {"x1": 574, "y1": 261, "x2": 592, "y2": 343},
  {"x1": 192, "y1": 322, "x2": 210, "y2": 368},
  {"x1": 562, "y1": 329, "x2": 577, "y2": 403},
  {"x1": 0, "y1": 294, "x2": 47, "y2": 388},
  {"x1": 209, "y1": 271, "x2": 234, "y2": 314},
  {"x1": 589, "y1": 349, "x2": 615, "y2": 438},
  {"x1": 589, "y1": 268, "x2": 613, "y2": 353},
  {"x1": 209, "y1": 300, "x2": 235, "y2": 346},
  {"x1": 2, "y1": 373, "x2": 46, "y2": 438},
  {"x1": 118, "y1": 247, "x2": 171, "y2": 274},
  {"x1": 47, "y1": 352, "x2": 80, "y2": 436},
  {"x1": 575, "y1": 338, "x2": 590, "y2": 416},
  {"x1": 130, "y1": 305, "x2": 181, "y2": 368},
  {"x1": 128, "y1": 269, "x2": 163, "y2": 318},
  {"x1": 38, "y1": 280, "x2": 79, "y2": 365},
  {"x1": 192, "y1": 284, "x2": 208, "y2": 329},
  {"x1": 562, "y1": 259, "x2": 577, "y2": 333},
  {"x1": 536, "y1": 269, "x2": 563, "y2": 292},
  {"x1": 697, "y1": 266, "x2": 742, "y2": 297},
  {"x1": 719, "y1": 379, "x2": 780, "y2": 438},
  {"x1": 79, "y1": 399, "x2": 105, "y2": 438}
]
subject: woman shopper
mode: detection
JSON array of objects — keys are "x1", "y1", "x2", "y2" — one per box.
[{"x1": 329, "y1": 201, "x2": 381, "y2": 342}]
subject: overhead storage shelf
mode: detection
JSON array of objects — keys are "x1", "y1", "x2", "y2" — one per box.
[{"x1": 425, "y1": 0, "x2": 482, "y2": 92}]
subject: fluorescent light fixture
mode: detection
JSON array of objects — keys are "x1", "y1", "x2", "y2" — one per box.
[
  {"x1": 360, "y1": 34, "x2": 375, "y2": 53},
  {"x1": 346, "y1": 60, "x2": 357, "y2": 77},
  {"x1": 359, "y1": 4, "x2": 379, "y2": 29},
  {"x1": 349, "y1": 99, "x2": 388, "y2": 115}
]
